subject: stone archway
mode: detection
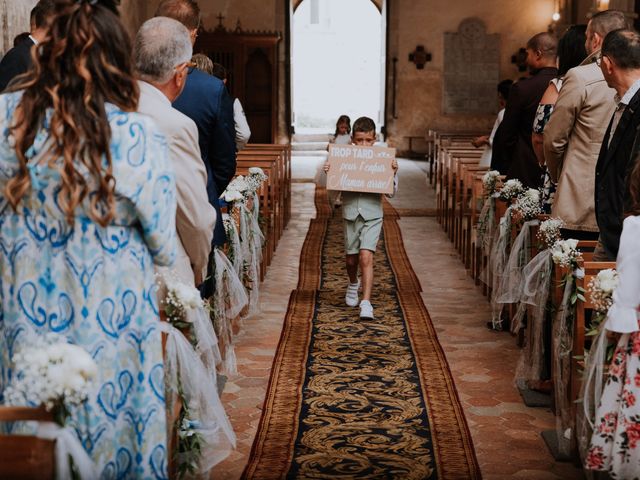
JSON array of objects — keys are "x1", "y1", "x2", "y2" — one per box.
[
  {"x1": 292, "y1": 0, "x2": 383, "y2": 13},
  {"x1": 289, "y1": 0, "x2": 387, "y2": 133}
]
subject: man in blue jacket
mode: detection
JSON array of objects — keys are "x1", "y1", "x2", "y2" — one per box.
[
  {"x1": 155, "y1": 0, "x2": 237, "y2": 249},
  {"x1": 0, "y1": 0, "x2": 55, "y2": 92}
]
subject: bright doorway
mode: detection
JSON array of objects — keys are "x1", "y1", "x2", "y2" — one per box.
[{"x1": 290, "y1": 0, "x2": 386, "y2": 134}]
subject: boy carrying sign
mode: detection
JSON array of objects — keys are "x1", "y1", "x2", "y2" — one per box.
[{"x1": 323, "y1": 116, "x2": 398, "y2": 319}]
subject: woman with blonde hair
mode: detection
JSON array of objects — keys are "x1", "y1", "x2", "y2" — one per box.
[{"x1": 0, "y1": 0, "x2": 176, "y2": 475}]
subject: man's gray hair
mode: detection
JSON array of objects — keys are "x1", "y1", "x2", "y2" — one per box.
[{"x1": 134, "y1": 17, "x2": 193, "y2": 84}]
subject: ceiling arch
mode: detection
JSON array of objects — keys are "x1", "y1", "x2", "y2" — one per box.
[{"x1": 292, "y1": 0, "x2": 383, "y2": 13}]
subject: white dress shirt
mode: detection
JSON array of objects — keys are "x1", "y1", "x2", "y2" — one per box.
[
  {"x1": 479, "y1": 108, "x2": 504, "y2": 167},
  {"x1": 234, "y1": 98, "x2": 251, "y2": 151},
  {"x1": 605, "y1": 215, "x2": 640, "y2": 333},
  {"x1": 608, "y1": 78, "x2": 640, "y2": 147}
]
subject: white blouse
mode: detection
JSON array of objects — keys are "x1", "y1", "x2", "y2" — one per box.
[{"x1": 605, "y1": 215, "x2": 640, "y2": 333}]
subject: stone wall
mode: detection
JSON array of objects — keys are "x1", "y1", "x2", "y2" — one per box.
[
  {"x1": 385, "y1": 0, "x2": 558, "y2": 152},
  {"x1": 4, "y1": 0, "x2": 634, "y2": 148}
]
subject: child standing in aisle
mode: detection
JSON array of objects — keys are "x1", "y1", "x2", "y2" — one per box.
[
  {"x1": 331, "y1": 115, "x2": 352, "y2": 145},
  {"x1": 324, "y1": 116, "x2": 398, "y2": 319}
]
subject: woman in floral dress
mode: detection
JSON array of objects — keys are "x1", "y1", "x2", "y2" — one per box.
[
  {"x1": 585, "y1": 161, "x2": 640, "y2": 477},
  {"x1": 0, "y1": 1, "x2": 176, "y2": 478}
]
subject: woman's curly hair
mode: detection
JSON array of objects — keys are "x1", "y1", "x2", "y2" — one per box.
[{"x1": 5, "y1": 0, "x2": 137, "y2": 227}]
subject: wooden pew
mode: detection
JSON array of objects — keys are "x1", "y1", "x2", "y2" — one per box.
[
  {"x1": 433, "y1": 131, "x2": 481, "y2": 191},
  {"x1": 459, "y1": 165, "x2": 489, "y2": 271},
  {"x1": 244, "y1": 144, "x2": 291, "y2": 227},
  {"x1": 439, "y1": 148, "x2": 481, "y2": 233},
  {"x1": 237, "y1": 149, "x2": 284, "y2": 239},
  {"x1": 236, "y1": 151, "x2": 281, "y2": 266},
  {"x1": 0, "y1": 406, "x2": 55, "y2": 479},
  {"x1": 451, "y1": 155, "x2": 483, "y2": 252},
  {"x1": 571, "y1": 260, "x2": 616, "y2": 410}
]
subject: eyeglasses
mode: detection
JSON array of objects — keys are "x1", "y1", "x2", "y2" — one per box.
[
  {"x1": 175, "y1": 61, "x2": 196, "y2": 72},
  {"x1": 596, "y1": 54, "x2": 607, "y2": 67}
]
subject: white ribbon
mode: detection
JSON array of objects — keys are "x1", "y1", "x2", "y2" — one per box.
[
  {"x1": 160, "y1": 322, "x2": 236, "y2": 474},
  {"x1": 223, "y1": 212, "x2": 244, "y2": 276},
  {"x1": 489, "y1": 206, "x2": 512, "y2": 329},
  {"x1": 36, "y1": 422, "x2": 97, "y2": 480},
  {"x1": 213, "y1": 248, "x2": 249, "y2": 375},
  {"x1": 477, "y1": 196, "x2": 496, "y2": 257},
  {"x1": 552, "y1": 272, "x2": 578, "y2": 457},
  {"x1": 498, "y1": 219, "x2": 538, "y2": 307},
  {"x1": 513, "y1": 249, "x2": 553, "y2": 383},
  {"x1": 188, "y1": 306, "x2": 222, "y2": 372},
  {"x1": 240, "y1": 204, "x2": 264, "y2": 318}
]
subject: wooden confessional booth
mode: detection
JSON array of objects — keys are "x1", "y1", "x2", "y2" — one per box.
[{"x1": 194, "y1": 23, "x2": 281, "y2": 143}]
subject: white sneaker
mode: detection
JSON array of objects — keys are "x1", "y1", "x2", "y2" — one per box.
[
  {"x1": 359, "y1": 300, "x2": 374, "y2": 319},
  {"x1": 345, "y1": 280, "x2": 360, "y2": 307}
]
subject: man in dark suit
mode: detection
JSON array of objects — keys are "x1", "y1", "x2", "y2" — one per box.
[
  {"x1": 154, "y1": 0, "x2": 236, "y2": 248},
  {"x1": 594, "y1": 29, "x2": 640, "y2": 261},
  {"x1": 0, "y1": 0, "x2": 55, "y2": 92},
  {"x1": 491, "y1": 32, "x2": 558, "y2": 188}
]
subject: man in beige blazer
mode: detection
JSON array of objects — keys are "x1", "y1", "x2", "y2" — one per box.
[
  {"x1": 133, "y1": 16, "x2": 215, "y2": 285},
  {"x1": 543, "y1": 10, "x2": 626, "y2": 236}
]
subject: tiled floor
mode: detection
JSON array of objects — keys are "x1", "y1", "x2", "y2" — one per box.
[{"x1": 212, "y1": 159, "x2": 584, "y2": 479}]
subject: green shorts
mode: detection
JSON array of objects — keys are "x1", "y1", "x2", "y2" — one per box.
[{"x1": 344, "y1": 215, "x2": 383, "y2": 255}]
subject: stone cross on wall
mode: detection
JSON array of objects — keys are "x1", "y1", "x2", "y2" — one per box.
[{"x1": 443, "y1": 18, "x2": 500, "y2": 114}]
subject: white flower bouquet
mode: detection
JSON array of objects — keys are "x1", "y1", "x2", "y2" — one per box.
[
  {"x1": 551, "y1": 238, "x2": 582, "y2": 267},
  {"x1": 5, "y1": 335, "x2": 97, "y2": 424},
  {"x1": 162, "y1": 275, "x2": 205, "y2": 329},
  {"x1": 226, "y1": 175, "x2": 250, "y2": 194},
  {"x1": 498, "y1": 179, "x2": 525, "y2": 201},
  {"x1": 482, "y1": 170, "x2": 501, "y2": 196},
  {"x1": 537, "y1": 218, "x2": 565, "y2": 249},
  {"x1": 588, "y1": 269, "x2": 619, "y2": 313},
  {"x1": 513, "y1": 188, "x2": 542, "y2": 221},
  {"x1": 222, "y1": 190, "x2": 244, "y2": 203}
]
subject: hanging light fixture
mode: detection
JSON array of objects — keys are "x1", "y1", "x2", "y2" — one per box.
[
  {"x1": 598, "y1": 0, "x2": 610, "y2": 11},
  {"x1": 552, "y1": 0, "x2": 561, "y2": 22}
]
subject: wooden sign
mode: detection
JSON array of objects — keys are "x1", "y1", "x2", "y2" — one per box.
[{"x1": 326, "y1": 144, "x2": 396, "y2": 194}]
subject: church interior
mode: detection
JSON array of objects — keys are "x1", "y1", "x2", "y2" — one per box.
[{"x1": 1, "y1": 0, "x2": 640, "y2": 478}]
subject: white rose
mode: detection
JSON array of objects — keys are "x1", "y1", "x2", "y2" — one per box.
[
  {"x1": 45, "y1": 344, "x2": 66, "y2": 363},
  {"x1": 71, "y1": 348, "x2": 98, "y2": 380},
  {"x1": 249, "y1": 167, "x2": 264, "y2": 175},
  {"x1": 598, "y1": 279, "x2": 616, "y2": 293},
  {"x1": 561, "y1": 239, "x2": 578, "y2": 253},
  {"x1": 223, "y1": 190, "x2": 244, "y2": 202}
]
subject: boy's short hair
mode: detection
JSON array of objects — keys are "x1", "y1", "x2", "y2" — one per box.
[{"x1": 352, "y1": 116, "x2": 376, "y2": 135}]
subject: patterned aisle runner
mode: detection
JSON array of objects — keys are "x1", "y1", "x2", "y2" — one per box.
[{"x1": 244, "y1": 188, "x2": 480, "y2": 479}]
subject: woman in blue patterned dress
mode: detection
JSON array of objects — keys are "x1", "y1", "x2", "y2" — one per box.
[{"x1": 0, "y1": 1, "x2": 176, "y2": 478}]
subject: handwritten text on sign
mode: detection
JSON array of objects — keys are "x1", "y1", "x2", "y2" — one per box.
[{"x1": 326, "y1": 144, "x2": 396, "y2": 194}]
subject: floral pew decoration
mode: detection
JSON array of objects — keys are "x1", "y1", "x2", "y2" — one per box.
[
  {"x1": 159, "y1": 275, "x2": 236, "y2": 478},
  {"x1": 4, "y1": 335, "x2": 99, "y2": 479},
  {"x1": 496, "y1": 188, "x2": 543, "y2": 334},
  {"x1": 549, "y1": 238, "x2": 585, "y2": 458},
  {"x1": 512, "y1": 218, "x2": 563, "y2": 388},
  {"x1": 488, "y1": 178, "x2": 525, "y2": 330},
  {"x1": 577, "y1": 268, "x2": 620, "y2": 464},
  {"x1": 221, "y1": 169, "x2": 268, "y2": 319},
  {"x1": 476, "y1": 170, "x2": 500, "y2": 258}
]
